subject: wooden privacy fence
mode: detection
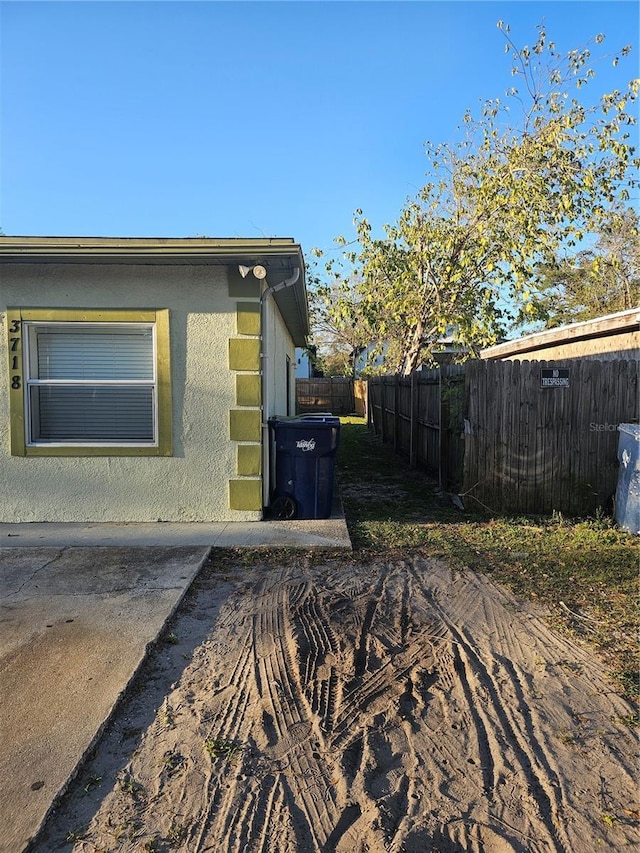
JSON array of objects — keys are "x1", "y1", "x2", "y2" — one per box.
[
  {"x1": 296, "y1": 378, "x2": 368, "y2": 417},
  {"x1": 368, "y1": 366, "x2": 465, "y2": 489},
  {"x1": 369, "y1": 359, "x2": 639, "y2": 516},
  {"x1": 463, "y1": 359, "x2": 638, "y2": 515}
]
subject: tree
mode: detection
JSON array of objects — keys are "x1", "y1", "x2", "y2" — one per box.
[
  {"x1": 527, "y1": 205, "x2": 640, "y2": 327},
  {"x1": 306, "y1": 257, "x2": 372, "y2": 377},
  {"x1": 315, "y1": 23, "x2": 639, "y2": 375}
]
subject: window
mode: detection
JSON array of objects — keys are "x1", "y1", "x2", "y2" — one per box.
[{"x1": 7, "y1": 309, "x2": 172, "y2": 456}]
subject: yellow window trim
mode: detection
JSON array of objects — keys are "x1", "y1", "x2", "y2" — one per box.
[{"x1": 6, "y1": 308, "x2": 172, "y2": 457}]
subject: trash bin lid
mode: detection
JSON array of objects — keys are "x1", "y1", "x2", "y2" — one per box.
[
  {"x1": 298, "y1": 414, "x2": 340, "y2": 425},
  {"x1": 269, "y1": 414, "x2": 340, "y2": 426},
  {"x1": 618, "y1": 424, "x2": 640, "y2": 440}
]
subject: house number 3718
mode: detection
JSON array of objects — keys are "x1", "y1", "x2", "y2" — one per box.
[{"x1": 8, "y1": 318, "x2": 21, "y2": 389}]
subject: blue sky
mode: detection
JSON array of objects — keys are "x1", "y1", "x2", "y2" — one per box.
[{"x1": 1, "y1": 1, "x2": 638, "y2": 257}]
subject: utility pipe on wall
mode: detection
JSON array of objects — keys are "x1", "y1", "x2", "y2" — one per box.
[{"x1": 260, "y1": 267, "x2": 301, "y2": 508}]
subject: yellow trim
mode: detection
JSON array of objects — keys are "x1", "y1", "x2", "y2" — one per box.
[
  {"x1": 19, "y1": 308, "x2": 158, "y2": 323},
  {"x1": 22, "y1": 446, "x2": 169, "y2": 457},
  {"x1": 229, "y1": 409, "x2": 261, "y2": 442},
  {"x1": 7, "y1": 308, "x2": 172, "y2": 457},
  {"x1": 155, "y1": 309, "x2": 173, "y2": 456},
  {"x1": 237, "y1": 444, "x2": 262, "y2": 476},
  {"x1": 229, "y1": 338, "x2": 261, "y2": 371},
  {"x1": 236, "y1": 302, "x2": 261, "y2": 336},
  {"x1": 228, "y1": 297, "x2": 264, "y2": 511},
  {"x1": 236, "y1": 374, "x2": 261, "y2": 407},
  {"x1": 229, "y1": 478, "x2": 262, "y2": 511}
]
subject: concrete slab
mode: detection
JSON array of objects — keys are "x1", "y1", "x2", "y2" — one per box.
[
  {"x1": 0, "y1": 516, "x2": 352, "y2": 550},
  {"x1": 0, "y1": 546, "x2": 208, "y2": 853}
]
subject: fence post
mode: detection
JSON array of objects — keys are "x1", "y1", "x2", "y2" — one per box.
[
  {"x1": 410, "y1": 371, "x2": 418, "y2": 468},
  {"x1": 439, "y1": 366, "x2": 447, "y2": 490}
]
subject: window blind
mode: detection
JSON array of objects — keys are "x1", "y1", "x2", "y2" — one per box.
[
  {"x1": 34, "y1": 326, "x2": 154, "y2": 380},
  {"x1": 31, "y1": 386, "x2": 155, "y2": 441},
  {"x1": 27, "y1": 324, "x2": 156, "y2": 444}
]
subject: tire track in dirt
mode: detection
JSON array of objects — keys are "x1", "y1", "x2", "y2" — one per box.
[
  {"x1": 250, "y1": 570, "x2": 343, "y2": 849},
  {"x1": 292, "y1": 587, "x2": 341, "y2": 732},
  {"x1": 408, "y1": 556, "x2": 638, "y2": 852},
  {"x1": 353, "y1": 571, "x2": 386, "y2": 678},
  {"x1": 180, "y1": 632, "x2": 262, "y2": 852},
  {"x1": 32, "y1": 555, "x2": 639, "y2": 853},
  {"x1": 408, "y1": 560, "x2": 572, "y2": 851}
]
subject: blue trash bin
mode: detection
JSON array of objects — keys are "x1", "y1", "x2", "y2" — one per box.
[
  {"x1": 269, "y1": 415, "x2": 341, "y2": 519},
  {"x1": 615, "y1": 424, "x2": 640, "y2": 534}
]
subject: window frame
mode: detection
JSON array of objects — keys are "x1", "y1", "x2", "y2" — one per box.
[{"x1": 6, "y1": 308, "x2": 172, "y2": 457}]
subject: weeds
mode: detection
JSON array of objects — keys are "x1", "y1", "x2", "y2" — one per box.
[
  {"x1": 167, "y1": 819, "x2": 186, "y2": 843},
  {"x1": 82, "y1": 774, "x2": 102, "y2": 793},
  {"x1": 118, "y1": 772, "x2": 142, "y2": 796},
  {"x1": 204, "y1": 736, "x2": 244, "y2": 764},
  {"x1": 107, "y1": 815, "x2": 141, "y2": 843},
  {"x1": 161, "y1": 749, "x2": 184, "y2": 775},
  {"x1": 557, "y1": 728, "x2": 579, "y2": 746}
]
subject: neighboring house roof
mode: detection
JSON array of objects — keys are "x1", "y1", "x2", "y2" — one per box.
[
  {"x1": 0, "y1": 235, "x2": 309, "y2": 346},
  {"x1": 480, "y1": 307, "x2": 640, "y2": 360}
]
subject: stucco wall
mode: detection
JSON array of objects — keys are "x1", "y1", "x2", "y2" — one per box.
[
  {"x1": 0, "y1": 262, "x2": 265, "y2": 522},
  {"x1": 259, "y1": 291, "x2": 296, "y2": 505},
  {"x1": 265, "y1": 294, "x2": 296, "y2": 419}
]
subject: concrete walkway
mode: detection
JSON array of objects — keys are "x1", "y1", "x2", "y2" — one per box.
[
  {"x1": 0, "y1": 517, "x2": 350, "y2": 852},
  {"x1": 0, "y1": 515, "x2": 352, "y2": 550}
]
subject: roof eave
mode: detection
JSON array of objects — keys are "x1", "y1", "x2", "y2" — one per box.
[
  {"x1": 481, "y1": 308, "x2": 640, "y2": 360},
  {"x1": 0, "y1": 236, "x2": 303, "y2": 265}
]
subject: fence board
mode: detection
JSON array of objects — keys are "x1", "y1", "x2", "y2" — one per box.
[
  {"x1": 503, "y1": 360, "x2": 518, "y2": 512},
  {"x1": 410, "y1": 372, "x2": 419, "y2": 468},
  {"x1": 521, "y1": 361, "x2": 537, "y2": 515},
  {"x1": 369, "y1": 369, "x2": 461, "y2": 486},
  {"x1": 462, "y1": 362, "x2": 478, "y2": 500},
  {"x1": 354, "y1": 380, "x2": 368, "y2": 418},
  {"x1": 296, "y1": 378, "x2": 355, "y2": 415}
]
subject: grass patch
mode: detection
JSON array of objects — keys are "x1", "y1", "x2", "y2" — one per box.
[{"x1": 336, "y1": 418, "x2": 640, "y2": 702}]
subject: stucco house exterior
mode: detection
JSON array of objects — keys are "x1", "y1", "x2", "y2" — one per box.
[{"x1": 0, "y1": 236, "x2": 308, "y2": 522}]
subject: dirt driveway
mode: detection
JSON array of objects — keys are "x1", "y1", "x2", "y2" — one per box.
[{"x1": 33, "y1": 551, "x2": 638, "y2": 853}]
